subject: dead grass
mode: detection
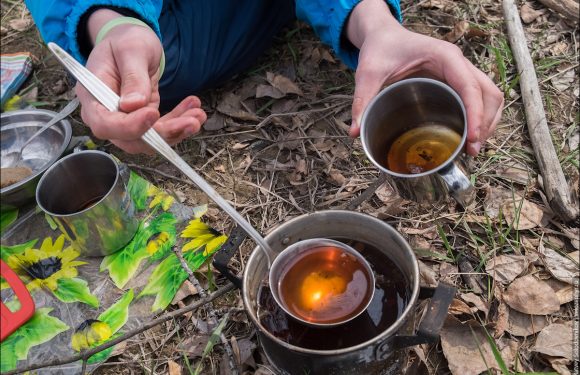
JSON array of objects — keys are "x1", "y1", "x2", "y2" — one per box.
[{"x1": 1, "y1": 0, "x2": 579, "y2": 374}]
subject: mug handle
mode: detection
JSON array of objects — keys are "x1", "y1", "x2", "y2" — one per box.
[
  {"x1": 213, "y1": 225, "x2": 248, "y2": 289},
  {"x1": 437, "y1": 161, "x2": 475, "y2": 208},
  {"x1": 392, "y1": 283, "x2": 456, "y2": 349}
]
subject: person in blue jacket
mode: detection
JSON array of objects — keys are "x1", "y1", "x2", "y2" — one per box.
[{"x1": 25, "y1": 0, "x2": 503, "y2": 155}]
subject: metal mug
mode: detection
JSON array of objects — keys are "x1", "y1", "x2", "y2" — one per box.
[
  {"x1": 36, "y1": 150, "x2": 138, "y2": 256},
  {"x1": 360, "y1": 78, "x2": 475, "y2": 207}
]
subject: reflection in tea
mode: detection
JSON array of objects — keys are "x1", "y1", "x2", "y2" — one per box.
[
  {"x1": 259, "y1": 240, "x2": 410, "y2": 350},
  {"x1": 278, "y1": 246, "x2": 373, "y2": 324},
  {"x1": 386, "y1": 124, "x2": 461, "y2": 174}
]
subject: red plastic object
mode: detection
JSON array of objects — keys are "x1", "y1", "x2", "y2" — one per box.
[{"x1": 1, "y1": 260, "x2": 35, "y2": 341}]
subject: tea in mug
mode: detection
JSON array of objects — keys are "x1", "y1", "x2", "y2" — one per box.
[
  {"x1": 278, "y1": 245, "x2": 373, "y2": 324},
  {"x1": 386, "y1": 124, "x2": 461, "y2": 174}
]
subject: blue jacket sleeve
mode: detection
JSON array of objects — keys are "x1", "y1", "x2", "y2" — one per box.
[
  {"x1": 296, "y1": 0, "x2": 402, "y2": 69},
  {"x1": 24, "y1": 0, "x2": 163, "y2": 64}
]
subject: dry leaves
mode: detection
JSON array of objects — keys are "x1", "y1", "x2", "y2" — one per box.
[
  {"x1": 503, "y1": 275, "x2": 560, "y2": 315},
  {"x1": 501, "y1": 198, "x2": 545, "y2": 230},
  {"x1": 256, "y1": 72, "x2": 303, "y2": 99},
  {"x1": 443, "y1": 21, "x2": 488, "y2": 43},
  {"x1": 520, "y1": 3, "x2": 546, "y2": 23},
  {"x1": 533, "y1": 322, "x2": 574, "y2": 360},
  {"x1": 8, "y1": 18, "x2": 33, "y2": 32},
  {"x1": 167, "y1": 360, "x2": 182, "y2": 375},
  {"x1": 540, "y1": 245, "x2": 579, "y2": 285},
  {"x1": 440, "y1": 317, "x2": 501, "y2": 375},
  {"x1": 506, "y1": 307, "x2": 548, "y2": 336},
  {"x1": 485, "y1": 254, "x2": 528, "y2": 284}
]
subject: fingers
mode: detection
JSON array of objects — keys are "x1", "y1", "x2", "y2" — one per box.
[
  {"x1": 467, "y1": 60, "x2": 504, "y2": 141},
  {"x1": 81, "y1": 99, "x2": 159, "y2": 140},
  {"x1": 160, "y1": 96, "x2": 203, "y2": 121},
  {"x1": 115, "y1": 44, "x2": 153, "y2": 112},
  {"x1": 351, "y1": 61, "x2": 386, "y2": 137}
]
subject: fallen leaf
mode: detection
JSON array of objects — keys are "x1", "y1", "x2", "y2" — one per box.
[
  {"x1": 177, "y1": 335, "x2": 209, "y2": 357},
  {"x1": 547, "y1": 356, "x2": 572, "y2": 375},
  {"x1": 546, "y1": 279, "x2": 574, "y2": 305},
  {"x1": 503, "y1": 275, "x2": 560, "y2": 315},
  {"x1": 539, "y1": 245, "x2": 579, "y2": 285},
  {"x1": 8, "y1": 18, "x2": 32, "y2": 31},
  {"x1": 496, "y1": 166, "x2": 532, "y2": 185},
  {"x1": 231, "y1": 142, "x2": 250, "y2": 150},
  {"x1": 521, "y1": 3, "x2": 545, "y2": 23},
  {"x1": 551, "y1": 69, "x2": 576, "y2": 91},
  {"x1": 440, "y1": 317, "x2": 500, "y2": 375},
  {"x1": 449, "y1": 298, "x2": 474, "y2": 315},
  {"x1": 485, "y1": 255, "x2": 528, "y2": 284},
  {"x1": 495, "y1": 301, "x2": 509, "y2": 337},
  {"x1": 375, "y1": 182, "x2": 399, "y2": 205},
  {"x1": 462, "y1": 293, "x2": 489, "y2": 316},
  {"x1": 506, "y1": 306, "x2": 548, "y2": 336},
  {"x1": 204, "y1": 113, "x2": 226, "y2": 131},
  {"x1": 214, "y1": 164, "x2": 226, "y2": 173},
  {"x1": 171, "y1": 280, "x2": 198, "y2": 305},
  {"x1": 266, "y1": 72, "x2": 304, "y2": 96},
  {"x1": 484, "y1": 187, "x2": 514, "y2": 219},
  {"x1": 443, "y1": 21, "x2": 470, "y2": 43},
  {"x1": 256, "y1": 84, "x2": 284, "y2": 99},
  {"x1": 168, "y1": 360, "x2": 182, "y2": 375},
  {"x1": 328, "y1": 169, "x2": 346, "y2": 185},
  {"x1": 533, "y1": 322, "x2": 574, "y2": 360},
  {"x1": 418, "y1": 260, "x2": 438, "y2": 287},
  {"x1": 502, "y1": 198, "x2": 544, "y2": 230},
  {"x1": 217, "y1": 93, "x2": 258, "y2": 121}
]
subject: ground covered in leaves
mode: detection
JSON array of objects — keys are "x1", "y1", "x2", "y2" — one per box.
[{"x1": 1, "y1": 0, "x2": 579, "y2": 374}]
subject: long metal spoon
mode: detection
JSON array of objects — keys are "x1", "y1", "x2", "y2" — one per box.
[
  {"x1": 48, "y1": 42, "x2": 375, "y2": 328},
  {"x1": 4, "y1": 98, "x2": 79, "y2": 167}
]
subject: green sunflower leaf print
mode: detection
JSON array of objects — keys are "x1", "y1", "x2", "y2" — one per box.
[
  {"x1": 0, "y1": 239, "x2": 38, "y2": 263},
  {"x1": 52, "y1": 278, "x2": 99, "y2": 308},
  {"x1": 0, "y1": 308, "x2": 69, "y2": 372},
  {"x1": 139, "y1": 219, "x2": 227, "y2": 312},
  {"x1": 0, "y1": 209, "x2": 18, "y2": 232},
  {"x1": 138, "y1": 254, "x2": 188, "y2": 312},
  {"x1": 100, "y1": 213, "x2": 177, "y2": 289},
  {"x1": 127, "y1": 171, "x2": 150, "y2": 211}
]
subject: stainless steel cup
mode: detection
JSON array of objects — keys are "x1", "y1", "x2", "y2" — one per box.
[
  {"x1": 36, "y1": 150, "x2": 138, "y2": 256},
  {"x1": 360, "y1": 78, "x2": 475, "y2": 207}
]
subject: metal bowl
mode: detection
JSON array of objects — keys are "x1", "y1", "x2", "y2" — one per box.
[{"x1": 1, "y1": 109, "x2": 72, "y2": 211}]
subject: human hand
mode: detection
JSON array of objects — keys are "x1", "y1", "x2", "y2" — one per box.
[
  {"x1": 346, "y1": 0, "x2": 504, "y2": 155},
  {"x1": 77, "y1": 9, "x2": 205, "y2": 154}
]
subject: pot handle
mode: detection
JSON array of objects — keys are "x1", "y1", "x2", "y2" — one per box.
[
  {"x1": 213, "y1": 225, "x2": 248, "y2": 289},
  {"x1": 393, "y1": 283, "x2": 455, "y2": 349}
]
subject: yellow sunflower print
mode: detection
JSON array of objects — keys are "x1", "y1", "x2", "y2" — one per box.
[
  {"x1": 71, "y1": 319, "x2": 112, "y2": 352},
  {"x1": 147, "y1": 185, "x2": 175, "y2": 211},
  {"x1": 181, "y1": 219, "x2": 227, "y2": 256},
  {"x1": 6, "y1": 235, "x2": 86, "y2": 291},
  {"x1": 146, "y1": 232, "x2": 171, "y2": 256}
]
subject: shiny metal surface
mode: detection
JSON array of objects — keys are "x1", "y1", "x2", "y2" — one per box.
[
  {"x1": 360, "y1": 78, "x2": 475, "y2": 207},
  {"x1": 36, "y1": 150, "x2": 139, "y2": 256},
  {"x1": 243, "y1": 211, "x2": 420, "y2": 375},
  {"x1": 1, "y1": 109, "x2": 72, "y2": 211},
  {"x1": 3, "y1": 99, "x2": 79, "y2": 166}
]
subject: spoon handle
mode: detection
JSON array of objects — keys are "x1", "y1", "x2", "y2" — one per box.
[
  {"x1": 20, "y1": 98, "x2": 79, "y2": 152},
  {"x1": 47, "y1": 42, "x2": 277, "y2": 266}
]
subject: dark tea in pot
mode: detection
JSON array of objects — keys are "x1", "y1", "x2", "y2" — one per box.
[
  {"x1": 278, "y1": 245, "x2": 374, "y2": 325},
  {"x1": 258, "y1": 240, "x2": 410, "y2": 350}
]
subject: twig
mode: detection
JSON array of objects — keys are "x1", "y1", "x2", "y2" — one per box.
[
  {"x1": 502, "y1": 0, "x2": 579, "y2": 221},
  {"x1": 343, "y1": 173, "x2": 388, "y2": 210},
  {"x1": 5, "y1": 284, "x2": 235, "y2": 375},
  {"x1": 537, "y1": 0, "x2": 579, "y2": 23},
  {"x1": 172, "y1": 250, "x2": 238, "y2": 375}
]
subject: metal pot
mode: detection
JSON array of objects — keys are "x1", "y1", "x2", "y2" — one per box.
[{"x1": 214, "y1": 210, "x2": 454, "y2": 375}]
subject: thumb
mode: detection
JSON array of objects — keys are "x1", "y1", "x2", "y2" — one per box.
[
  {"x1": 116, "y1": 47, "x2": 153, "y2": 112},
  {"x1": 350, "y1": 67, "x2": 384, "y2": 137}
]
